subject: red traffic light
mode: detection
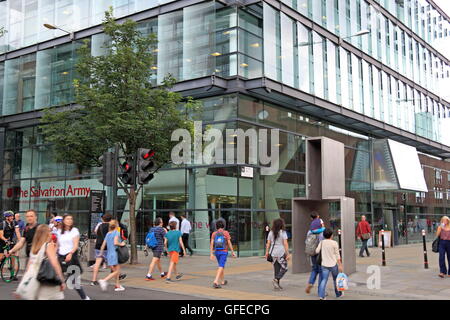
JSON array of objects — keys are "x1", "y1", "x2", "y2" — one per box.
[{"x1": 141, "y1": 149, "x2": 155, "y2": 160}]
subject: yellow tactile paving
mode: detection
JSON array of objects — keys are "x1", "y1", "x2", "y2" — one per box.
[{"x1": 123, "y1": 277, "x2": 296, "y2": 300}]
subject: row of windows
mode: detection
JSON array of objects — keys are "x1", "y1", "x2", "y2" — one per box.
[
  {"x1": 0, "y1": 0, "x2": 175, "y2": 53},
  {"x1": 280, "y1": 0, "x2": 450, "y2": 102},
  {"x1": 264, "y1": 3, "x2": 450, "y2": 145}
]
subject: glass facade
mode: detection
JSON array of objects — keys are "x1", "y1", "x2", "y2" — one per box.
[{"x1": 0, "y1": 1, "x2": 449, "y2": 255}]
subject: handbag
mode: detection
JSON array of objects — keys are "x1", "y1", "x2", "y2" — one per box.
[
  {"x1": 361, "y1": 233, "x2": 371, "y2": 240},
  {"x1": 432, "y1": 237, "x2": 440, "y2": 253},
  {"x1": 266, "y1": 232, "x2": 277, "y2": 263},
  {"x1": 117, "y1": 245, "x2": 129, "y2": 264},
  {"x1": 37, "y1": 244, "x2": 62, "y2": 285}
]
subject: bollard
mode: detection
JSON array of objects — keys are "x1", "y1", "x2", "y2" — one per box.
[
  {"x1": 381, "y1": 229, "x2": 386, "y2": 266},
  {"x1": 422, "y1": 229, "x2": 429, "y2": 269},
  {"x1": 338, "y1": 229, "x2": 342, "y2": 259}
]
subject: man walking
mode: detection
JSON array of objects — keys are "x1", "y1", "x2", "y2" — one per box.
[
  {"x1": 14, "y1": 213, "x2": 25, "y2": 237},
  {"x1": 168, "y1": 212, "x2": 180, "y2": 231},
  {"x1": 356, "y1": 215, "x2": 372, "y2": 257},
  {"x1": 180, "y1": 215, "x2": 193, "y2": 257}
]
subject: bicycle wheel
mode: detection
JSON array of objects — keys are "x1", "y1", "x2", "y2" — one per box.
[{"x1": 1, "y1": 256, "x2": 20, "y2": 283}]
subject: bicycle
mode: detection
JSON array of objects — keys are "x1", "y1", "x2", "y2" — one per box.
[
  {"x1": 0, "y1": 242, "x2": 20, "y2": 283},
  {"x1": 78, "y1": 232, "x2": 89, "y2": 262}
]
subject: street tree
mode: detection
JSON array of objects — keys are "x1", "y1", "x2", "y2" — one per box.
[{"x1": 40, "y1": 9, "x2": 198, "y2": 264}]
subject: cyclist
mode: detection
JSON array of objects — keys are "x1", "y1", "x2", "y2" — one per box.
[
  {"x1": 8, "y1": 209, "x2": 40, "y2": 263},
  {"x1": 0, "y1": 211, "x2": 22, "y2": 280}
]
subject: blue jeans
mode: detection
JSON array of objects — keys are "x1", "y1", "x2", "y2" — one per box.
[
  {"x1": 438, "y1": 239, "x2": 450, "y2": 275},
  {"x1": 318, "y1": 264, "x2": 342, "y2": 299},
  {"x1": 308, "y1": 255, "x2": 323, "y2": 286}
]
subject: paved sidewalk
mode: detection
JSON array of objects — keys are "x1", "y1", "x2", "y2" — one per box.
[{"x1": 81, "y1": 242, "x2": 450, "y2": 300}]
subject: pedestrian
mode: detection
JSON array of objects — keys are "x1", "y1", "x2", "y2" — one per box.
[
  {"x1": 98, "y1": 219, "x2": 127, "y2": 292},
  {"x1": 305, "y1": 213, "x2": 326, "y2": 294},
  {"x1": 56, "y1": 214, "x2": 91, "y2": 300},
  {"x1": 356, "y1": 215, "x2": 371, "y2": 257},
  {"x1": 265, "y1": 218, "x2": 290, "y2": 290},
  {"x1": 180, "y1": 215, "x2": 193, "y2": 257},
  {"x1": 210, "y1": 220, "x2": 236, "y2": 289},
  {"x1": 91, "y1": 213, "x2": 112, "y2": 286},
  {"x1": 14, "y1": 213, "x2": 25, "y2": 237},
  {"x1": 8, "y1": 210, "x2": 40, "y2": 264},
  {"x1": 145, "y1": 217, "x2": 168, "y2": 281},
  {"x1": 168, "y1": 212, "x2": 180, "y2": 230},
  {"x1": 15, "y1": 224, "x2": 65, "y2": 300},
  {"x1": 316, "y1": 228, "x2": 344, "y2": 300},
  {"x1": 165, "y1": 221, "x2": 186, "y2": 283},
  {"x1": 436, "y1": 216, "x2": 450, "y2": 278}
]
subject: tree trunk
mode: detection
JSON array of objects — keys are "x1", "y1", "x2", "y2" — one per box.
[{"x1": 129, "y1": 186, "x2": 138, "y2": 264}]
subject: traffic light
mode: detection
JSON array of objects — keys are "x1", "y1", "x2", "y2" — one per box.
[
  {"x1": 119, "y1": 158, "x2": 135, "y2": 185},
  {"x1": 98, "y1": 152, "x2": 114, "y2": 186},
  {"x1": 137, "y1": 148, "x2": 155, "y2": 184}
]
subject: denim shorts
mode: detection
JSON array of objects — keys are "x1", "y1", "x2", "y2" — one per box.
[{"x1": 95, "y1": 249, "x2": 107, "y2": 262}]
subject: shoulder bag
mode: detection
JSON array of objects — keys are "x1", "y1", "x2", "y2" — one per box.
[
  {"x1": 316, "y1": 242, "x2": 323, "y2": 266},
  {"x1": 432, "y1": 237, "x2": 440, "y2": 253},
  {"x1": 266, "y1": 232, "x2": 278, "y2": 263},
  {"x1": 37, "y1": 243, "x2": 62, "y2": 285}
]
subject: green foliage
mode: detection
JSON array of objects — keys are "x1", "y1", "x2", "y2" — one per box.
[{"x1": 41, "y1": 8, "x2": 199, "y2": 170}]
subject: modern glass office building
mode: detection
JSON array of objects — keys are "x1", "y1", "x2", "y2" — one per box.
[{"x1": 0, "y1": 0, "x2": 449, "y2": 255}]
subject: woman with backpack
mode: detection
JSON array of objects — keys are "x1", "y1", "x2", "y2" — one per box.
[
  {"x1": 265, "y1": 218, "x2": 290, "y2": 290},
  {"x1": 210, "y1": 220, "x2": 236, "y2": 289},
  {"x1": 98, "y1": 220, "x2": 127, "y2": 292},
  {"x1": 145, "y1": 217, "x2": 167, "y2": 280}
]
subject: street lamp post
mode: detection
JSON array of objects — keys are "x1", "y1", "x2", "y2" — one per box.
[{"x1": 43, "y1": 23, "x2": 74, "y2": 40}]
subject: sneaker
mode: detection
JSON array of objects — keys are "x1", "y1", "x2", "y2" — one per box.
[
  {"x1": 145, "y1": 276, "x2": 155, "y2": 281},
  {"x1": 84, "y1": 296, "x2": 91, "y2": 300},
  {"x1": 166, "y1": 278, "x2": 175, "y2": 284},
  {"x1": 90, "y1": 281, "x2": 99, "y2": 286},
  {"x1": 98, "y1": 279, "x2": 108, "y2": 291},
  {"x1": 305, "y1": 284, "x2": 313, "y2": 294},
  {"x1": 336, "y1": 291, "x2": 344, "y2": 298},
  {"x1": 114, "y1": 286, "x2": 125, "y2": 292},
  {"x1": 119, "y1": 274, "x2": 127, "y2": 280},
  {"x1": 213, "y1": 283, "x2": 222, "y2": 289},
  {"x1": 277, "y1": 280, "x2": 283, "y2": 290},
  {"x1": 319, "y1": 297, "x2": 327, "y2": 300},
  {"x1": 160, "y1": 272, "x2": 167, "y2": 278},
  {"x1": 272, "y1": 279, "x2": 281, "y2": 290},
  {"x1": 175, "y1": 273, "x2": 184, "y2": 281}
]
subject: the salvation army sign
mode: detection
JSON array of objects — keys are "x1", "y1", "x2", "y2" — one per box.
[{"x1": 7, "y1": 180, "x2": 103, "y2": 199}]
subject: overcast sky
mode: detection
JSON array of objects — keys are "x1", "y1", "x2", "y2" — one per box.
[{"x1": 434, "y1": 0, "x2": 450, "y2": 15}]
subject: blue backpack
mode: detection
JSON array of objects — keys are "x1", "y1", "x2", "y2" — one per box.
[
  {"x1": 213, "y1": 231, "x2": 226, "y2": 250},
  {"x1": 145, "y1": 228, "x2": 158, "y2": 249}
]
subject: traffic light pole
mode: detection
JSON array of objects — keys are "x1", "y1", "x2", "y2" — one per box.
[{"x1": 112, "y1": 144, "x2": 119, "y2": 219}]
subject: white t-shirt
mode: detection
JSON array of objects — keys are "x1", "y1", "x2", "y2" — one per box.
[
  {"x1": 169, "y1": 216, "x2": 180, "y2": 230},
  {"x1": 180, "y1": 219, "x2": 192, "y2": 234},
  {"x1": 57, "y1": 227, "x2": 80, "y2": 255}
]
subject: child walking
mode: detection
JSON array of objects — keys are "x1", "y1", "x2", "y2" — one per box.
[
  {"x1": 165, "y1": 221, "x2": 186, "y2": 283},
  {"x1": 210, "y1": 220, "x2": 236, "y2": 289}
]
